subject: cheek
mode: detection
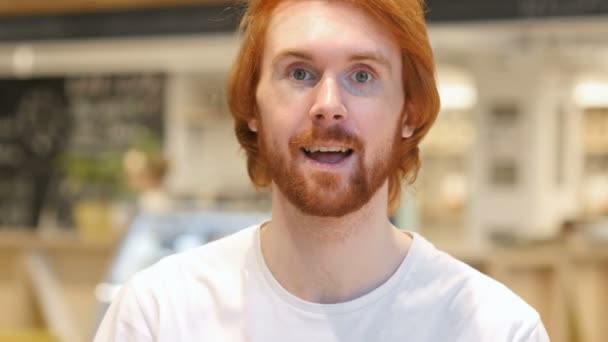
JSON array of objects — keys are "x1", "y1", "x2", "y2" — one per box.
[
  {"x1": 351, "y1": 102, "x2": 401, "y2": 154},
  {"x1": 351, "y1": 98, "x2": 400, "y2": 128},
  {"x1": 256, "y1": 104, "x2": 295, "y2": 152},
  {"x1": 259, "y1": 76, "x2": 307, "y2": 112},
  {"x1": 258, "y1": 85, "x2": 312, "y2": 139}
]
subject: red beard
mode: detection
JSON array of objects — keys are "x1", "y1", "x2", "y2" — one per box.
[{"x1": 260, "y1": 124, "x2": 398, "y2": 217}]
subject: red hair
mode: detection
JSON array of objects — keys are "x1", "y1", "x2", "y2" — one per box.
[{"x1": 227, "y1": 0, "x2": 440, "y2": 215}]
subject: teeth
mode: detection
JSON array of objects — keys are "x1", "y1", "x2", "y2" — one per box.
[{"x1": 304, "y1": 146, "x2": 350, "y2": 153}]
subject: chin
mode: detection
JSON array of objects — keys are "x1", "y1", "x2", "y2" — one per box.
[{"x1": 288, "y1": 190, "x2": 371, "y2": 218}]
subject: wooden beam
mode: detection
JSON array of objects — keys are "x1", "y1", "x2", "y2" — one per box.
[{"x1": 0, "y1": 0, "x2": 236, "y2": 16}]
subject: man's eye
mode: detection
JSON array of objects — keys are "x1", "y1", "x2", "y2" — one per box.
[
  {"x1": 290, "y1": 68, "x2": 313, "y2": 81},
  {"x1": 351, "y1": 71, "x2": 373, "y2": 83}
]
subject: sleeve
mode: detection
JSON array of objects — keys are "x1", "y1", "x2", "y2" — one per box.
[
  {"x1": 94, "y1": 283, "x2": 153, "y2": 342},
  {"x1": 519, "y1": 319, "x2": 550, "y2": 342}
]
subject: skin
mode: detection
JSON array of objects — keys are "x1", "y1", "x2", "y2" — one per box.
[{"x1": 253, "y1": 0, "x2": 414, "y2": 304}]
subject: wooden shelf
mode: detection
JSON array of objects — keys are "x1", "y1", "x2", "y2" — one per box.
[
  {"x1": 439, "y1": 239, "x2": 608, "y2": 342},
  {"x1": 0, "y1": 228, "x2": 116, "y2": 252}
]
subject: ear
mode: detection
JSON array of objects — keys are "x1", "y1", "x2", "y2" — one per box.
[
  {"x1": 401, "y1": 103, "x2": 414, "y2": 139},
  {"x1": 248, "y1": 118, "x2": 259, "y2": 132}
]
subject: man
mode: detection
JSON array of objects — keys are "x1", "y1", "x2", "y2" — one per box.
[{"x1": 95, "y1": 0, "x2": 550, "y2": 341}]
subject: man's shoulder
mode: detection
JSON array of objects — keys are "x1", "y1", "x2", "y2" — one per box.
[
  {"x1": 129, "y1": 224, "x2": 260, "y2": 290},
  {"x1": 410, "y1": 234, "x2": 541, "y2": 327},
  {"x1": 100, "y1": 224, "x2": 261, "y2": 338}
]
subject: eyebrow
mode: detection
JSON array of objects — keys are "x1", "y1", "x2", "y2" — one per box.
[
  {"x1": 271, "y1": 49, "x2": 393, "y2": 72},
  {"x1": 349, "y1": 52, "x2": 392, "y2": 72},
  {"x1": 271, "y1": 50, "x2": 314, "y2": 67}
]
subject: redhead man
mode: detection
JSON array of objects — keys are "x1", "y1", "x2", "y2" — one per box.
[{"x1": 95, "y1": 0, "x2": 550, "y2": 341}]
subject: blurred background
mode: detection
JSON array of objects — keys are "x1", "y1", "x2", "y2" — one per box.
[{"x1": 0, "y1": 1, "x2": 606, "y2": 341}]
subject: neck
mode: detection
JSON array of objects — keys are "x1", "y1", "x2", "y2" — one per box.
[{"x1": 260, "y1": 183, "x2": 412, "y2": 304}]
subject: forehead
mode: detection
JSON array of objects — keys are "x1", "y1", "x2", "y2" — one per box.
[{"x1": 264, "y1": 0, "x2": 400, "y2": 63}]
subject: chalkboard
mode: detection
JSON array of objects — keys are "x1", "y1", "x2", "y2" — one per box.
[
  {"x1": 65, "y1": 74, "x2": 164, "y2": 154},
  {"x1": 0, "y1": 79, "x2": 69, "y2": 227},
  {"x1": 0, "y1": 74, "x2": 165, "y2": 228}
]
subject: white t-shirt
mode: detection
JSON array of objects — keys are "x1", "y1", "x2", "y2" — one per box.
[{"x1": 95, "y1": 223, "x2": 549, "y2": 342}]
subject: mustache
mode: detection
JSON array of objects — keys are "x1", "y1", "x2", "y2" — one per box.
[{"x1": 289, "y1": 125, "x2": 363, "y2": 151}]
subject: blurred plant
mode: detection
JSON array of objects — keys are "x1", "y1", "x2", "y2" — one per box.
[
  {"x1": 58, "y1": 151, "x2": 125, "y2": 198},
  {"x1": 58, "y1": 129, "x2": 163, "y2": 200}
]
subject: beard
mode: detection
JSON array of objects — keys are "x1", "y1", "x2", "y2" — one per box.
[{"x1": 260, "y1": 124, "x2": 399, "y2": 217}]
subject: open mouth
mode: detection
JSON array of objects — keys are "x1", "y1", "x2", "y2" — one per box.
[{"x1": 301, "y1": 146, "x2": 354, "y2": 164}]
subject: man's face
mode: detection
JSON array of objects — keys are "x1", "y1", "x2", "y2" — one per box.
[{"x1": 254, "y1": 0, "x2": 408, "y2": 217}]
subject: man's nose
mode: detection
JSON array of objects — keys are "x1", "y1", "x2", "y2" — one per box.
[{"x1": 309, "y1": 76, "x2": 347, "y2": 123}]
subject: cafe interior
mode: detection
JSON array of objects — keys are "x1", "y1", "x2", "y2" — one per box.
[{"x1": 0, "y1": 1, "x2": 607, "y2": 341}]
